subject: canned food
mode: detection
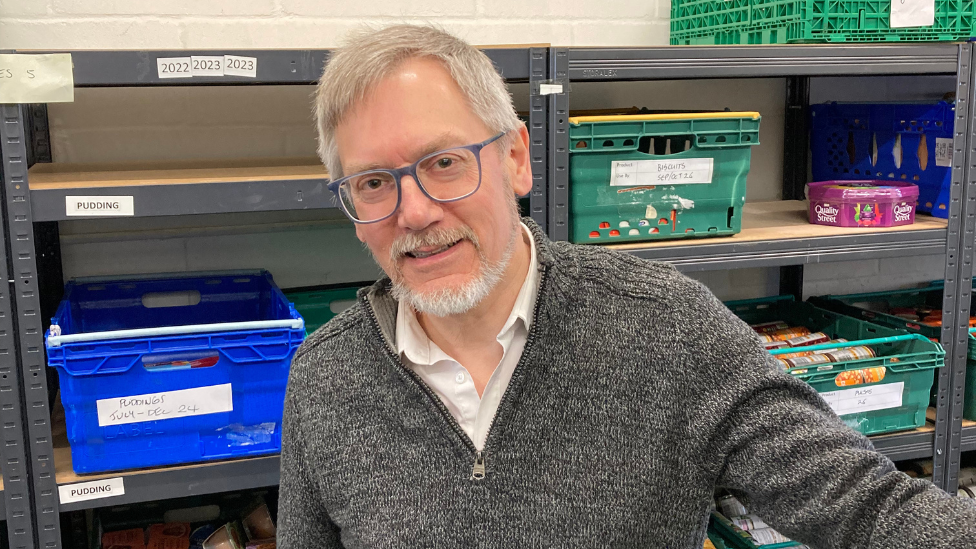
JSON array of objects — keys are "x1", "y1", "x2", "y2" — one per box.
[
  {"x1": 748, "y1": 528, "x2": 790, "y2": 545},
  {"x1": 784, "y1": 354, "x2": 831, "y2": 368},
  {"x1": 777, "y1": 350, "x2": 813, "y2": 360},
  {"x1": 751, "y1": 321, "x2": 789, "y2": 334},
  {"x1": 786, "y1": 332, "x2": 830, "y2": 347},
  {"x1": 812, "y1": 339, "x2": 849, "y2": 354},
  {"x1": 894, "y1": 313, "x2": 920, "y2": 321},
  {"x1": 730, "y1": 515, "x2": 768, "y2": 532},
  {"x1": 763, "y1": 340, "x2": 789, "y2": 350},
  {"x1": 766, "y1": 326, "x2": 811, "y2": 342},
  {"x1": 716, "y1": 495, "x2": 748, "y2": 517},
  {"x1": 825, "y1": 346, "x2": 876, "y2": 363}
]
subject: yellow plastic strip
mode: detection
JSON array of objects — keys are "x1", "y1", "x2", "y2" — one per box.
[{"x1": 568, "y1": 111, "x2": 761, "y2": 124}]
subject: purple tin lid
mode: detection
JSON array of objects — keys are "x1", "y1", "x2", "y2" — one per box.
[{"x1": 808, "y1": 180, "x2": 919, "y2": 203}]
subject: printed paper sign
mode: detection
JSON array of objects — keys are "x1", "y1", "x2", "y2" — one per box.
[
  {"x1": 820, "y1": 381, "x2": 904, "y2": 416},
  {"x1": 96, "y1": 383, "x2": 233, "y2": 427},
  {"x1": 223, "y1": 55, "x2": 257, "y2": 78},
  {"x1": 539, "y1": 83, "x2": 563, "y2": 95},
  {"x1": 936, "y1": 137, "x2": 953, "y2": 167},
  {"x1": 0, "y1": 53, "x2": 74, "y2": 103},
  {"x1": 890, "y1": 0, "x2": 935, "y2": 28},
  {"x1": 190, "y1": 56, "x2": 224, "y2": 77},
  {"x1": 65, "y1": 196, "x2": 134, "y2": 217},
  {"x1": 156, "y1": 57, "x2": 192, "y2": 79},
  {"x1": 611, "y1": 158, "x2": 714, "y2": 186},
  {"x1": 59, "y1": 477, "x2": 124, "y2": 504}
]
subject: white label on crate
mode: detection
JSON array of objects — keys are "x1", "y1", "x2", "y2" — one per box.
[
  {"x1": 936, "y1": 137, "x2": 953, "y2": 167},
  {"x1": 820, "y1": 381, "x2": 904, "y2": 416},
  {"x1": 890, "y1": 0, "x2": 935, "y2": 28},
  {"x1": 65, "y1": 196, "x2": 134, "y2": 217},
  {"x1": 0, "y1": 53, "x2": 74, "y2": 103},
  {"x1": 96, "y1": 383, "x2": 234, "y2": 427},
  {"x1": 610, "y1": 158, "x2": 713, "y2": 186},
  {"x1": 59, "y1": 477, "x2": 125, "y2": 504},
  {"x1": 156, "y1": 57, "x2": 192, "y2": 79},
  {"x1": 223, "y1": 55, "x2": 257, "y2": 77},
  {"x1": 190, "y1": 55, "x2": 224, "y2": 77}
]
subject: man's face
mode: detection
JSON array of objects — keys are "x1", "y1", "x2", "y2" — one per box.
[{"x1": 335, "y1": 57, "x2": 532, "y2": 312}]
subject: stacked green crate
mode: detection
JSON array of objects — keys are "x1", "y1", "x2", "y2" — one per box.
[
  {"x1": 811, "y1": 282, "x2": 976, "y2": 421},
  {"x1": 568, "y1": 112, "x2": 761, "y2": 244},
  {"x1": 284, "y1": 284, "x2": 368, "y2": 336},
  {"x1": 671, "y1": 0, "x2": 976, "y2": 45},
  {"x1": 726, "y1": 296, "x2": 944, "y2": 435}
]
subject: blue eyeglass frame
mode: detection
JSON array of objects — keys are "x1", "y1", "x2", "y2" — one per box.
[{"x1": 327, "y1": 132, "x2": 506, "y2": 224}]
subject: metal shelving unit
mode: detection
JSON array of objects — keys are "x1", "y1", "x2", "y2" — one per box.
[
  {"x1": 2, "y1": 42, "x2": 976, "y2": 549},
  {"x1": 547, "y1": 43, "x2": 976, "y2": 492},
  {"x1": 0, "y1": 47, "x2": 549, "y2": 549}
]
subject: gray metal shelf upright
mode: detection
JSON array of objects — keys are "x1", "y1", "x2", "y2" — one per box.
[
  {"x1": 547, "y1": 43, "x2": 976, "y2": 492},
  {"x1": 1, "y1": 47, "x2": 549, "y2": 549}
]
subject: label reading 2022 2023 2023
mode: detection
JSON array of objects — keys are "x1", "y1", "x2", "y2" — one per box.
[
  {"x1": 610, "y1": 158, "x2": 714, "y2": 187},
  {"x1": 157, "y1": 55, "x2": 257, "y2": 79}
]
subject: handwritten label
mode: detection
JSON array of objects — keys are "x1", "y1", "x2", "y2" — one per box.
[
  {"x1": 59, "y1": 477, "x2": 124, "y2": 504},
  {"x1": 0, "y1": 53, "x2": 74, "y2": 103},
  {"x1": 890, "y1": 0, "x2": 935, "y2": 28},
  {"x1": 936, "y1": 137, "x2": 953, "y2": 167},
  {"x1": 191, "y1": 55, "x2": 224, "y2": 77},
  {"x1": 223, "y1": 55, "x2": 257, "y2": 78},
  {"x1": 96, "y1": 383, "x2": 233, "y2": 427},
  {"x1": 610, "y1": 158, "x2": 714, "y2": 186},
  {"x1": 66, "y1": 196, "x2": 134, "y2": 217},
  {"x1": 820, "y1": 381, "x2": 904, "y2": 416}
]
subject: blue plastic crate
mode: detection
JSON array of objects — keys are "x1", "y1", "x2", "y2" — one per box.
[
  {"x1": 810, "y1": 101, "x2": 955, "y2": 218},
  {"x1": 45, "y1": 271, "x2": 305, "y2": 474}
]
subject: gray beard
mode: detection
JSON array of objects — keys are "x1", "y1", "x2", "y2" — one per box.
[{"x1": 390, "y1": 220, "x2": 518, "y2": 317}]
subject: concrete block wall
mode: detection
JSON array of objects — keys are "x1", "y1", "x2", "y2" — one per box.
[{"x1": 0, "y1": 0, "x2": 951, "y2": 301}]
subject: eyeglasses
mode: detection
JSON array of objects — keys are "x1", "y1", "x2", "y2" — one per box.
[{"x1": 327, "y1": 132, "x2": 506, "y2": 224}]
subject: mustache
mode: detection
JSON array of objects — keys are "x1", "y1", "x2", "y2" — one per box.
[{"x1": 389, "y1": 226, "x2": 480, "y2": 262}]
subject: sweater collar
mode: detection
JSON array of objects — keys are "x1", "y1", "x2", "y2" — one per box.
[{"x1": 364, "y1": 217, "x2": 553, "y2": 352}]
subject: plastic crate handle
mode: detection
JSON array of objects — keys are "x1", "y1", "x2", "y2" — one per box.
[
  {"x1": 46, "y1": 318, "x2": 306, "y2": 348},
  {"x1": 767, "y1": 333, "x2": 932, "y2": 355}
]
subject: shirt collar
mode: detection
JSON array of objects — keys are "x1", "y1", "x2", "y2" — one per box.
[{"x1": 396, "y1": 222, "x2": 540, "y2": 366}]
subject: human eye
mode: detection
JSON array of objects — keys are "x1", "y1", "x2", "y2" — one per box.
[
  {"x1": 348, "y1": 172, "x2": 394, "y2": 198},
  {"x1": 422, "y1": 151, "x2": 469, "y2": 176}
]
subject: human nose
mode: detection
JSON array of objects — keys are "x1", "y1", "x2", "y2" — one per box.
[{"x1": 396, "y1": 174, "x2": 444, "y2": 231}]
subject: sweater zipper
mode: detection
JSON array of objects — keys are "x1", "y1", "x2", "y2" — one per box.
[{"x1": 363, "y1": 264, "x2": 550, "y2": 482}]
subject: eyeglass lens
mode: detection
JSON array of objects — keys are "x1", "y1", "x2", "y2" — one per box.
[{"x1": 338, "y1": 147, "x2": 481, "y2": 222}]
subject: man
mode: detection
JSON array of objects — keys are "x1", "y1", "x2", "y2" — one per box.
[{"x1": 278, "y1": 24, "x2": 976, "y2": 548}]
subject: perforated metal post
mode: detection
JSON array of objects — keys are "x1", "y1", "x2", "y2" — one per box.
[
  {"x1": 938, "y1": 43, "x2": 976, "y2": 493},
  {"x1": 528, "y1": 47, "x2": 548, "y2": 232},
  {"x1": 548, "y1": 48, "x2": 569, "y2": 242},
  {"x1": 0, "y1": 106, "x2": 40, "y2": 549},
  {"x1": 0, "y1": 104, "x2": 60, "y2": 549}
]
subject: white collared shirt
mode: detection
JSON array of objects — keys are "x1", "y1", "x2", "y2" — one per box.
[{"x1": 396, "y1": 223, "x2": 540, "y2": 451}]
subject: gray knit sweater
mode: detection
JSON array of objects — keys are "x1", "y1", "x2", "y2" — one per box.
[{"x1": 278, "y1": 219, "x2": 976, "y2": 548}]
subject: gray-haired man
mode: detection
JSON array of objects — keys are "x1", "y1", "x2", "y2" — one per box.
[{"x1": 277, "y1": 24, "x2": 976, "y2": 548}]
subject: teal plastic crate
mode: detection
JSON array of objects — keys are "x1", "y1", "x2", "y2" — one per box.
[
  {"x1": 568, "y1": 112, "x2": 761, "y2": 244},
  {"x1": 671, "y1": 0, "x2": 976, "y2": 45},
  {"x1": 284, "y1": 284, "x2": 368, "y2": 336},
  {"x1": 709, "y1": 511, "x2": 800, "y2": 549},
  {"x1": 811, "y1": 282, "x2": 976, "y2": 421},
  {"x1": 726, "y1": 296, "x2": 944, "y2": 436}
]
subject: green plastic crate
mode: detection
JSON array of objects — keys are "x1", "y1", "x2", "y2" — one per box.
[
  {"x1": 725, "y1": 296, "x2": 944, "y2": 436},
  {"x1": 708, "y1": 511, "x2": 800, "y2": 549},
  {"x1": 568, "y1": 112, "x2": 761, "y2": 244},
  {"x1": 284, "y1": 284, "x2": 367, "y2": 336},
  {"x1": 811, "y1": 282, "x2": 976, "y2": 421},
  {"x1": 671, "y1": 0, "x2": 976, "y2": 45}
]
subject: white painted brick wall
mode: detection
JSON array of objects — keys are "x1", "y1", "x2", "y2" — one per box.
[{"x1": 0, "y1": 0, "x2": 669, "y2": 49}]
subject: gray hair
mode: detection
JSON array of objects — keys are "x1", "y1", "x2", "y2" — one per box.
[{"x1": 314, "y1": 24, "x2": 522, "y2": 178}]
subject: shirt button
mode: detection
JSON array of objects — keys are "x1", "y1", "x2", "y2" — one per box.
[{"x1": 456, "y1": 372, "x2": 465, "y2": 384}]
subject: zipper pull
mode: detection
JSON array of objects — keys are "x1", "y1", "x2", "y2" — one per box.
[{"x1": 470, "y1": 451, "x2": 486, "y2": 481}]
